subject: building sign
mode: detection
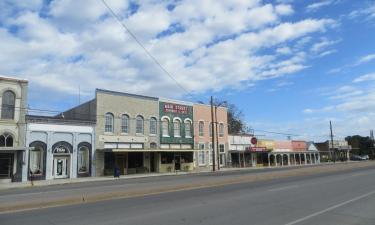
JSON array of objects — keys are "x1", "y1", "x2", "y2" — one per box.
[
  {"x1": 53, "y1": 145, "x2": 70, "y2": 154},
  {"x1": 248, "y1": 147, "x2": 267, "y2": 152},
  {"x1": 251, "y1": 137, "x2": 257, "y2": 145},
  {"x1": 164, "y1": 103, "x2": 188, "y2": 114}
]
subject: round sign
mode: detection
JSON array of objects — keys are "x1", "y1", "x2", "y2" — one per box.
[{"x1": 251, "y1": 137, "x2": 257, "y2": 145}]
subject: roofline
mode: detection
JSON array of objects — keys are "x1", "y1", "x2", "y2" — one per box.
[
  {"x1": 96, "y1": 88, "x2": 158, "y2": 101},
  {"x1": 159, "y1": 97, "x2": 194, "y2": 106},
  {"x1": 193, "y1": 102, "x2": 227, "y2": 109},
  {"x1": 0, "y1": 75, "x2": 28, "y2": 83},
  {"x1": 26, "y1": 115, "x2": 96, "y2": 125}
]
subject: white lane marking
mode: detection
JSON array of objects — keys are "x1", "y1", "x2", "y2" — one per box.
[
  {"x1": 268, "y1": 185, "x2": 300, "y2": 192},
  {"x1": 284, "y1": 189, "x2": 375, "y2": 225}
]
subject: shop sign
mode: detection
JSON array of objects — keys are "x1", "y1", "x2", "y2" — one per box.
[
  {"x1": 164, "y1": 103, "x2": 188, "y2": 114},
  {"x1": 251, "y1": 137, "x2": 257, "y2": 145},
  {"x1": 53, "y1": 146, "x2": 69, "y2": 154},
  {"x1": 249, "y1": 147, "x2": 267, "y2": 152}
]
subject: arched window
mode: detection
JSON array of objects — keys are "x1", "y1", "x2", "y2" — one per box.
[
  {"x1": 1, "y1": 90, "x2": 16, "y2": 120},
  {"x1": 0, "y1": 133, "x2": 13, "y2": 147},
  {"x1": 105, "y1": 113, "x2": 114, "y2": 133},
  {"x1": 199, "y1": 121, "x2": 204, "y2": 137},
  {"x1": 136, "y1": 115, "x2": 144, "y2": 134},
  {"x1": 162, "y1": 117, "x2": 170, "y2": 137},
  {"x1": 150, "y1": 117, "x2": 157, "y2": 135},
  {"x1": 185, "y1": 120, "x2": 192, "y2": 138},
  {"x1": 29, "y1": 141, "x2": 46, "y2": 176},
  {"x1": 219, "y1": 123, "x2": 224, "y2": 137},
  {"x1": 78, "y1": 146, "x2": 89, "y2": 173},
  {"x1": 209, "y1": 122, "x2": 213, "y2": 137},
  {"x1": 150, "y1": 142, "x2": 157, "y2": 149},
  {"x1": 121, "y1": 114, "x2": 129, "y2": 133},
  {"x1": 174, "y1": 119, "x2": 181, "y2": 137}
]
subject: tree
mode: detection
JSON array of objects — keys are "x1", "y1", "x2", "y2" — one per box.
[
  {"x1": 227, "y1": 103, "x2": 246, "y2": 134},
  {"x1": 345, "y1": 135, "x2": 375, "y2": 159}
]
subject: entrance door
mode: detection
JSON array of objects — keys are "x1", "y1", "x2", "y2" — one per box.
[
  {"x1": 54, "y1": 157, "x2": 69, "y2": 179},
  {"x1": 150, "y1": 152, "x2": 155, "y2": 172},
  {"x1": 174, "y1": 153, "x2": 181, "y2": 171},
  {"x1": 115, "y1": 154, "x2": 126, "y2": 175},
  {"x1": 220, "y1": 154, "x2": 225, "y2": 167},
  {"x1": 0, "y1": 155, "x2": 13, "y2": 179}
]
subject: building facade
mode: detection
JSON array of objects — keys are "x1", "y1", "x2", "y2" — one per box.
[
  {"x1": 159, "y1": 99, "x2": 194, "y2": 172},
  {"x1": 315, "y1": 140, "x2": 351, "y2": 162},
  {"x1": 193, "y1": 104, "x2": 228, "y2": 171},
  {"x1": 0, "y1": 76, "x2": 28, "y2": 182},
  {"x1": 26, "y1": 116, "x2": 95, "y2": 180}
]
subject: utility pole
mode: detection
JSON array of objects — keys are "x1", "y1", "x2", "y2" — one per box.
[
  {"x1": 215, "y1": 106, "x2": 220, "y2": 170},
  {"x1": 330, "y1": 120, "x2": 335, "y2": 163},
  {"x1": 211, "y1": 96, "x2": 216, "y2": 171}
]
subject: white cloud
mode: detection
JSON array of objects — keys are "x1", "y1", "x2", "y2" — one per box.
[
  {"x1": 310, "y1": 38, "x2": 340, "y2": 53},
  {"x1": 0, "y1": 0, "x2": 336, "y2": 103},
  {"x1": 355, "y1": 54, "x2": 375, "y2": 65},
  {"x1": 353, "y1": 73, "x2": 375, "y2": 83},
  {"x1": 306, "y1": 0, "x2": 334, "y2": 12},
  {"x1": 349, "y1": 3, "x2": 375, "y2": 20}
]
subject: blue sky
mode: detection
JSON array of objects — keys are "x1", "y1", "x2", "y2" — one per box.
[{"x1": 0, "y1": 0, "x2": 375, "y2": 140}]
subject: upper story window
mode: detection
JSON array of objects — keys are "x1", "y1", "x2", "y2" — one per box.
[
  {"x1": 0, "y1": 133, "x2": 13, "y2": 147},
  {"x1": 121, "y1": 114, "x2": 129, "y2": 133},
  {"x1": 105, "y1": 113, "x2": 114, "y2": 133},
  {"x1": 173, "y1": 119, "x2": 181, "y2": 137},
  {"x1": 1, "y1": 90, "x2": 16, "y2": 120},
  {"x1": 184, "y1": 120, "x2": 192, "y2": 138},
  {"x1": 136, "y1": 115, "x2": 144, "y2": 134},
  {"x1": 219, "y1": 123, "x2": 224, "y2": 137},
  {"x1": 162, "y1": 117, "x2": 170, "y2": 137},
  {"x1": 198, "y1": 121, "x2": 204, "y2": 137},
  {"x1": 150, "y1": 117, "x2": 157, "y2": 135},
  {"x1": 209, "y1": 122, "x2": 213, "y2": 137}
]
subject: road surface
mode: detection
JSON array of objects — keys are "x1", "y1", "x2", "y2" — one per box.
[{"x1": 1, "y1": 163, "x2": 375, "y2": 225}]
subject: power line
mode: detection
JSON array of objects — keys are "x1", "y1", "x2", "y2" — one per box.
[{"x1": 100, "y1": 0, "x2": 197, "y2": 101}]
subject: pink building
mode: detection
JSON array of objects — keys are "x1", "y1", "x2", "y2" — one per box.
[
  {"x1": 193, "y1": 104, "x2": 228, "y2": 170},
  {"x1": 292, "y1": 141, "x2": 307, "y2": 151},
  {"x1": 274, "y1": 140, "x2": 293, "y2": 151}
]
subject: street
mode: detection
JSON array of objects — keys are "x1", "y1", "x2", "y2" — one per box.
[{"x1": 1, "y1": 163, "x2": 375, "y2": 225}]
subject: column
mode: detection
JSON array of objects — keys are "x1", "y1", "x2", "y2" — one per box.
[
  {"x1": 288, "y1": 154, "x2": 291, "y2": 166},
  {"x1": 304, "y1": 153, "x2": 307, "y2": 165},
  {"x1": 268, "y1": 154, "x2": 271, "y2": 167},
  {"x1": 281, "y1": 155, "x2": 284, "y2": 166}
]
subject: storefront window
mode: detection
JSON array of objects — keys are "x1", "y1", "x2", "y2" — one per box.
[
  {"x1": 161, "y1": 152, "x2": 174, "y2": 164},
  {"x1": 150, "y1": 117, "x2": 157, "y2": 135},
  {"x1": 78, "y1": 146, "x2": 89, "y2": 173},
  {"x1": 162, "y1": 117, "x2": 169, "y2": 136},
  {"x1": 29, "y1": 147, "x2": 43, "y2": 175},
  {"x1": 199, "y1": 143, "x2": 205, "y2": 165},
  {"x1": 181, "y1": 152, "x2": 193, "y2": 163},
  {"x1": 199, "y1": 121, "x2": 204, "y2": 137},
  {"x1": 136, "y1": 115, "x2": 144, "y2": 134}
]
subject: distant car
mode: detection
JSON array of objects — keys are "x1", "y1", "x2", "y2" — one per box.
[
  {"x1": 360, "y1": 155, "x2": 369, "y2": 160},
  {"x1": 350, "y1": 155, "x2": 364, "y2": 161}
]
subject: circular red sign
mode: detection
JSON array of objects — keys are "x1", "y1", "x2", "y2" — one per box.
[{"x1": 251, "y1": 137, "x2": 257, "y2": 145}]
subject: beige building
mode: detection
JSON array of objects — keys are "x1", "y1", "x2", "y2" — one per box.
[
  {"x1": 62, "y1": 89, "x2": 159, "y2": 176},
  {"x1": 0, "y1": 76, "x2": 28, "y2": 182},
  {"x1": 193, "y1": 103, "x2": 228, "y2": 171}
]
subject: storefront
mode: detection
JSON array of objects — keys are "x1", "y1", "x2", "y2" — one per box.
[
  {"x1": 159, "y1": 99, "x2": 195, "y2": 172},
  {"x1": 26, "y1": 116, "x2": 94, "y2": 180}
]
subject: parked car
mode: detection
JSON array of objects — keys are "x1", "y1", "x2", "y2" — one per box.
[
  {"x1": 350, "y1": 155, "x2": 364, "y2": 161},
  {"x1": 360, "y1": 155, "x2": 369, "y2": 160}
]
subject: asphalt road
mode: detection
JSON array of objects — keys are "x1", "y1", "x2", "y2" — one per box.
[{"x1": 1, "y1": 164, "x2": 375, "y2": 225}]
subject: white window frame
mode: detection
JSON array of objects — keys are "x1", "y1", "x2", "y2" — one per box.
[
  {"x1": 149, "y1": 117, "x2": 157, "y2": 136},
  {"x1": 161, "y1": 117, "x2": 170, "y2": 137},
  {"x1": 136, "y1": 115, "x2": 144, "y2": 135},
  {"x1": 184, "y1": 119, "x2": 192, "y2": 138},
  {"x1": 198, "y1": 121, "x2": 204, "y2": 137},
  {"x1": 121, "y1": 114, "x2": 129, "y2": 134},
  {"x1": 105, "y1": 113, "x2": 114, "y2": 133},
  {"x1": 78, "y1": 146, "x2": 89, "y2": 174},
  {"x1": 198, "y1": 143, "x2": 205, "y2": 166},
  {"x1": 219, "y1": 123, "x2": 224, "y2": 137}
]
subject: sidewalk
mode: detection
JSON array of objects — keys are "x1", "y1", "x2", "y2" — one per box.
[{"x1": 0, "y1": 161, "x2": 357, "y2": 191}]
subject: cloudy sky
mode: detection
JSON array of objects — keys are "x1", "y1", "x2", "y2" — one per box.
[{"x1": 1, "y1": 0, "x2": 374, "y2": 141}]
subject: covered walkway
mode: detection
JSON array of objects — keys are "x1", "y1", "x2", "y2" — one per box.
[{"x1": 267, "y1": 151, "x2": 320, "y2": 167}]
